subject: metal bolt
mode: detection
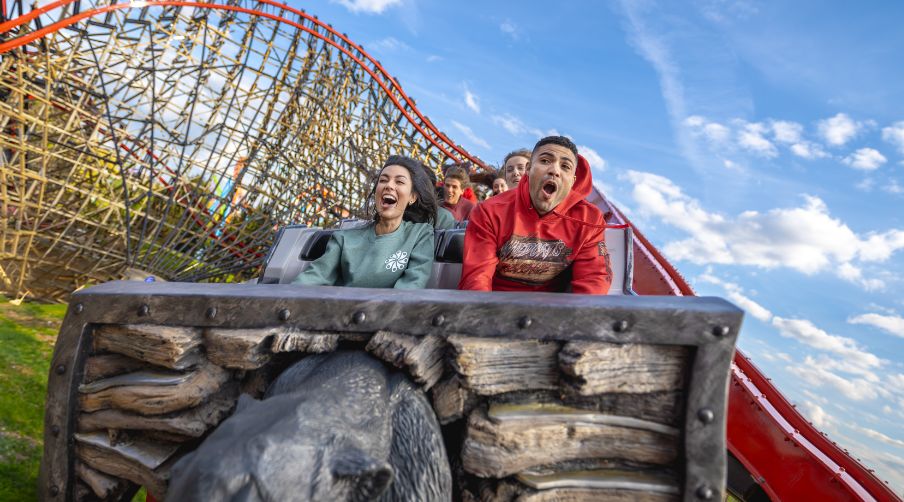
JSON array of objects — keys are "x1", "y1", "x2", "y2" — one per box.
[
  {"x1": 49, "y1": 485, "x2": 60, "y2": 497},
  {"x1": 613, "y1": 320, "x2": 629, "y2": 332},
  {"x1": 697, "y1": 408, "x2": 715, "y2": 424},
  {"x1": 74, "y1": 303, "x2": 84, "y2": 314},
  {"x1": 432, "y1": 314, "x2": 445, "y2": 327},
  {"x1": 278, "y1": 309, "x2": 291, "y2": 322},
  {"x1": 138, "y1": 304, "x2": 150, "y2": 316},
  {"x1": 51, "y1": 424, "x2": 61, "y2": 436},
  {"x1": 518, "y1": 316, "x2": 532, "y2": 329},
  {"x1": 712, "y1": 325, "x2": 730, "y2": 337},
  {"x1": 206, "y1": 307, "x2": 217, "y2": 320},
  {"x1": 55, "y1": 364, "x2": 66, "y2": 375},
  {"x1": 696, "y1": 485, "x2": 713, "y2": 500},
  {"x1": 353, "y1": 311, "x2": 366, "y2": 324}
]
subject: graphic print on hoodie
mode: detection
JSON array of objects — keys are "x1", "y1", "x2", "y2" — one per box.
[
  {"x1": 458, "y1": 154, "x2": 612, "y2": 294},
  {"x1": 497, "y1": 235, "x2": 573, "y2": 285}
]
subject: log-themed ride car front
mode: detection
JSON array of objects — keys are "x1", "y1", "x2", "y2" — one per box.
[{"x1": 40, "y1": 281, "x2": 742, "y2": 501}]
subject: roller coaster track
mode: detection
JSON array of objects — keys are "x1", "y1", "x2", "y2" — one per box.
[
  {"x1": 0, "y1": 0, "x2": 486, "y2": 301},
  {"x1": 1, "y1": 1, "x2": 900, "y2": 500}
]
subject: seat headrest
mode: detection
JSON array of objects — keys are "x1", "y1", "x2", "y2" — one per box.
[
  {"x1": 300, "y1": 230, "x2": 334, "y2": 260},
  {"x1": 436, "y1": 229, "x2": 465, "y2": 263}
]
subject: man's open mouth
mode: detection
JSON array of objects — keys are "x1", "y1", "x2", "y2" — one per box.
[{"x1": 542, "y1": 181, "x2": 558, "y2": 196}]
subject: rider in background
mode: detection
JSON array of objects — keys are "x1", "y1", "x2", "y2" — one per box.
[
  {"x1": 441, "y1": 165, "x2": 476, "y2": 222},
  {"x1": 294, "y1": 156, "x2": 436, "y2": 288},
  {"x1": 501, "y1": 148, "x2": 530, "y2": 188},
  {"x1": 458, "y1": 136, "x2": 611, "y2": 294}
]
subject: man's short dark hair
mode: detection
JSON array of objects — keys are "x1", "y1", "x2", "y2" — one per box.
[{"x1": 533, "y1": 135, "x2": 578, "y2": 158}]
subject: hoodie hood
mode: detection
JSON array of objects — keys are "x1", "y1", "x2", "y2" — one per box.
[{"x1": 517, "y1": 154, "x2": 593, "y2": 217}]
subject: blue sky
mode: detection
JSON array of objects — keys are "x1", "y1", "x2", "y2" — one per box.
[{"x1": 311, "y1": 0, "x2": 904, "y2": 490}]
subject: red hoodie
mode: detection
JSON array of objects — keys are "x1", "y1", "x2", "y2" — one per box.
[{"x1": 458, "y1": 154, "x2": 611, "y2": 294}]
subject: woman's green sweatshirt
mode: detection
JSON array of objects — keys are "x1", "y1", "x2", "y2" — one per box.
[{"x1": 293, "y1": 220, "x2": 435, "y2": 288}]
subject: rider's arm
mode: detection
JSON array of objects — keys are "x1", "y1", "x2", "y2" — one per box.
[
  {"x1": 293, "y1": 234, "x2": 342, "y2": 286},
  {"x1": 458, "y1": 204, "x2": 497, "y2": 291}
]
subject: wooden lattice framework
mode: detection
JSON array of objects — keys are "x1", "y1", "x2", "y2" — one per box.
[{"x1": 0, "y1": 0, "x2": 485, "y2": 301}]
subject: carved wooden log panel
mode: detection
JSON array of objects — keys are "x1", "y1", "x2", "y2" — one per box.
[{"x1": 46, "y1": 286, "x2": 738, "y2": 502}]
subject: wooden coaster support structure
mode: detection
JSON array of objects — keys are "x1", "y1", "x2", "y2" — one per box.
[
  {"x1": 41, "y1": 282, "x2": 741, "y2": 501},
  {"x1": 0, "y1": 0, "x2": 489, "y2": 301}
]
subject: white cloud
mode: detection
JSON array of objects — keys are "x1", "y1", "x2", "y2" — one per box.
[
  {"x1": 500, "y1": 20, "x2": 519, "y2": 39},
  {"x1": 578, "y1": 145, "x2": 606, "y2": 170},
  {"x1": 881, "y1": 121, "x2": 904, "y2": 155},
  {"x1": 737, "y1": 122, "x2": 778, "y2": 157},
  {"x1": 684, "y1": 115, "x2": 730, "y2": 143},
  {"x1": 772, "y1": 317, "x2": 881, "y2": 371},
  {"x1": 771, "y1": 120, "x2": 803, "y2": 143},
  {"x1": 790, "y1": 142, "x2": 829, "y2": 159},
  {"x1": 491, "y1": 113, "x2": 549, "y2": 139},
  {"x1": 836, "y1": 263, "x2": 885, "y2": 291},
  {"x1": 463, "y1": 85, "x2": 480, "y2": 114},
  {"x1": 451, "y1": 120, "x2": 490, "y2": 150},
  {"x1": 788, "y1": 359, "x2": 881, "y2": 401},
  {"x1": 369, "y1": 36, "x2": 410, "y2": 52},
  {"x1": 621, "y1": 171, "x2": 904, "y2": 287},
  {"x1": 333, "y1": 0, "x2": 401, "y2": 14},
  {"x1": 697, "y1": 273, "x2": 773, "y2": 322},
  {"x1": 817, "y1": 113, "x2": 865, "y2": 146},
  {"x1": 802, "y1": 400, "x2": 831, "y2": 428},
  {"x1": 849, "y1": 313, "x2": 904, "y2": 339},
  {"x1": 843, "y1": 148, "x2": 887, "y2": 171},
  {"x1": 426, "y1": 55, "x2": 443, "y2": 63},
  {"x1": 847, "y1": 422, "x2": 904, "y2": 449}
]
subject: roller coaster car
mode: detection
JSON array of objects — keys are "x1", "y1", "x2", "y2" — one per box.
[{"x1": 39, "y1": 223, "x2": 742, "y2": 501}]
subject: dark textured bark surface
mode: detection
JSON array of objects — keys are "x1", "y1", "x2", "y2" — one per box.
[{"x1": 166, "y1": 351, "x2": 452, "y2": 502}]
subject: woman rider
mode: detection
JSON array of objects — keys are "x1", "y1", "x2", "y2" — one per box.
[{"x1": 293, "y1": 155, "x2": 437, "y2": 288}]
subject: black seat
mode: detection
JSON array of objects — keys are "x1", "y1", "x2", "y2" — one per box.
[
  {"x1": 300, "y1": 230, "x2": 335, "y2": 260},
  {"x1": 435, "y1": 229, "x2": 465, "y2": 263}
]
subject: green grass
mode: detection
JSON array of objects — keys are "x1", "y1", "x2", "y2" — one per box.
[{"x1": 0, "y1": 296, "x2": 66, "y2": 501}]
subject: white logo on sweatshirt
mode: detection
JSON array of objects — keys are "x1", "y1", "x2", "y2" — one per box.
[{"x1": 384, "y1": 250, "x2": 409, "y2": 272}]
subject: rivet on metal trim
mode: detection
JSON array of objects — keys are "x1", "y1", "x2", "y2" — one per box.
[
  {"x1": 138, "y1": 304, "x2": 150, "y2": 317},
  {"x1": 696, "y1": 485, "x2": 714, "y2": 500},
  {"x1": 432, "y1": 314, "x2": 445, "y2": 327},
  {"x1": 712, "y1": 325, "x2": 730, "y2": 337},
  {"x1": 697, "y1": 408, "x2": 715, "y2": 424},
  {"x1": 55, "y1": 364, "x2": 66, "y2": 375},
  {"x1": 518, "y1": 316, "x2": 532, "y2": 329},
  {"x1": 206, "y1": 307, "x2": 218, "y2": 320},
  {"x1": 74, "y1": 303, "x2": 84, "y2": 314},
  {"x1": 613, "y1": 320, "x2": 629, "y2": 332},
  {"x1": 353, "y1": 311, "x2": 366, "y2": 324},
  {"x1": 278, "y1": 309, "x2": 291, "y2": 322}
]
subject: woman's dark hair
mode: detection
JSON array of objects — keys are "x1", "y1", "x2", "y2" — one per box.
[{"x1": 367, "y1": 155, "x2": 438, "y2": 225}]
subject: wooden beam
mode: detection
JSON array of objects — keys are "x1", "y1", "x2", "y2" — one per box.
[
  {"x1": 92, "y1": 324, "x2": 203, "y2": 370},
  {"x1": 449, "y1": 336, "x2": 560, "y2": 395},
  {"x1": 461, "y1": 406, "x2": 679, "y2": 478},
  {"x1": 559, "y1": 342, "x2": 688, "y2": 395},
  {"x1": 204, "y1": 327, "x2": 277, "y2": 369},
  {"x1": 79, "y1": 361, "x2": 230, "y2": 415},
  {"x1": 366, "y1": 331, "x2": 445, "y2": 390}
]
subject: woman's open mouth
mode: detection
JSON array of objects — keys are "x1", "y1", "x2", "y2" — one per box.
[{"x1": 380, "y1": 193, "x2": 397, "y2": 209}]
